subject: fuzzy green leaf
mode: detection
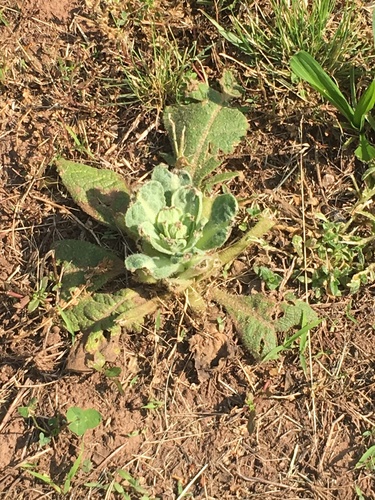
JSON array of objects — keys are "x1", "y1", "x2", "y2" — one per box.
[
  {"x1": 276, "y1": 298, "x2": 319, "y2": 332},
  {"x1": 220, "y1": 69, "x2": 243, "y2": 98},
  {"x1": 212, "y1": 290, "x2": 277, "y2": 359},
  {"x1": 53, "y1": 240, "x2": 125, "y2": 300},
  {"x1": 125, "y1": 253, "x2": 184, "y2": 280},
  {"x1": 56, "y1": 159, "x2": 130, "y2": 231},
  {"x1": 171, "y1": 186, "x2": 202, "y2": 222},
  {"x1": 164, "y1": 95, "x2": 248, "y2": 187},
  {"x1": 290, "y1": 51, "x2": 354, "y2": 127},
  {"x1": 197, "y1": 194, "x2": 238, "y2": 251},
  {"x1": 151, "y1": 164, "x2": 192, "y2": 203},
  {"x1": 64, "y1": 289, "x2": 157, "y2": 371},
  {"x1": 212, "y1": 290, "x2": 318, "y2": 360},
  {"x1": 63, "y1": 288, "x2": 152, "y2": 333},
  {"x1": 125, "y1": 181, "x2": 166, "y2": 238}
]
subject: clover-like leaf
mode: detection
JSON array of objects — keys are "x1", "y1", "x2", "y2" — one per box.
[{"x1": 66, "y1": 407, "x2": 102, "y2": 436}]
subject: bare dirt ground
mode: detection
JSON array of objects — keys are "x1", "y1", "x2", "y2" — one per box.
[{"x1": 1, "y1": 1, "x2": 375, "y2": 499}]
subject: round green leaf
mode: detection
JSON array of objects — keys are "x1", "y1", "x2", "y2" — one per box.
[{"x1": 66, "y1": 407, "x2": 102, "y2": 436}]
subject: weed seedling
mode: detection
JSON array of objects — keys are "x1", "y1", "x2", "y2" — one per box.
[
  {"x1": 290, "y1": 50, "x2": 375, "y2": 161},
  {"x1": 142, "y1": 399, "x2": 163, "y2": 411},
  {"x1": 18, "y1": 398, "x2": 61, "y2": 447},
  {"x1": 28, "y1": 276, "x2": 50, "y2": 313},
  {"x1": 85, "y1": 468, "x2": 158, "y2": 499},
  {"x1": 21, "y1": 405, "x2": 102, "y2": 494},
  {"x1": 53, "y1": 76, "x2": 318, "y2": 369},
  {"x1": 356, "y1": 429, "x2": 375, "y2": 471}
]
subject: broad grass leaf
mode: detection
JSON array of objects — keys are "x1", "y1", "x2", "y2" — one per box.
[
  {"x1": 290, "y1": 51, "x2": 354, "y2": 126},
  {"x1": 353, "y1": 79, "x2": 375, "y2": 130},
  {"x1": 56, "y1": 159, "x2": 130, "y2": 231},
  {"x1": 355, "y1": 135, "x2": 375, "y2": 162}
]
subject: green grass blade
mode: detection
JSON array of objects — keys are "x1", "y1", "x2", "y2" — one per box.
[
  {"x1": 353, "y1": 80, "x2": 375, "y2": 130},
  {"x1": 63, "y1": 449, "x2": 83, "y2": 494},
  {"x1": 290, "y1": 51, "x2": 354, "y2": 126},
  {"x1": 373, "y1": 8, "x2": 375, "y2": 50},
  {"x1": 202, "y1": 12, "x2": 244, "y2": 48}
]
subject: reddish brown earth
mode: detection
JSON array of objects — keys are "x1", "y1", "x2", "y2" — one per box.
[{"x1": 0, "y1": 1, "x2": 375, "y2": 499}]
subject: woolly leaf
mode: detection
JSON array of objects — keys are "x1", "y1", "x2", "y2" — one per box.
[
  {"x1": 197, "y1": 194, "x2": 238, "y2": 251},
  {"x1": 164, "y1": 91, "x2": 248, "y2": 187},
  {"x1": 212, "y1": 289, "x2": 277, "y2": 359},
  {"x1": 63, "y1": 289, "x2": 158, "y2": 371},
  {"x1": 212, "y1": 290, "x2": 318, "y2": 360},
  {"x1": 53, "y1": 239, "x2": 125, "y2": 300},
  {"x1": 276, "y1": 298, "x2": 319, "y2": 332},
  {"x1": 56, "y1": 159, "x2": 130, "y2": 231}
]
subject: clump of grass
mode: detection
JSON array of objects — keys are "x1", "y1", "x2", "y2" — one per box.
[
  {"x1": 119, "y1": 30, "x2": 201, "y2": 112},
  {"x1": 207, "y1": 0, "x2": 368, "y2": 87}
]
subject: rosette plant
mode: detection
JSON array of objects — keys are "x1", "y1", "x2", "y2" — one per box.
[
  {"x1": 124, "y1": 164, "x2": 238, "y2": 281},
  {"x1": 52, "y1": 75, "x2": 316, "y2": 372}
]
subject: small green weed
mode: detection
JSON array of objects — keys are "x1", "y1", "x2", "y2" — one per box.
[
  {"x1": 290, "y1": 49, "x2": 375, "y2": 162},
  {"x1": 292, "y1": 215, "x2": 375, "y2": 297},
  {"x1": 22, "y1": 450, "x2": 84, "y2": 495},
  {"x1": 28, "y1": 276, "x2": 50, "y2": 313},
  {"x1": 142, "y1": 399, "x2": 163, "y2": 411},
  {"x1": 66, "y1": 407, "x2": 102, "y2": 436},
  {"x1": 104, "y1": 366, "x2": 125, "y2": 395},
  {"x1": 18, "y1": 397, "x2": 61, "y2": 446},
  {"x1": 254, "y1": 265, "x2": 282, "y2": 291},
  {"x1": 356, "y1": 428, "x2": 375, "y2": 471},
  {"x1": 86, "y1": 468, "x2": 158, "y2": 499},
  {"x1": 20, "y1": 401, "x2": 102, "y2": 494},
  {"x1": 356, "y1": 445, "x2": 375, "y2": 471}
]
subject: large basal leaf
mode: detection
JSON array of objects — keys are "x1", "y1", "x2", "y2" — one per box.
[
  {"x1": 212, "y1": 289, "x2": 277, "y2": 359},
  {"x1": 163, "y1": 92, "x2": 248, "y2": 187},
  {"x1": 56, "y1": 159, "x2": 130, "y2": 231},
  {"x1": 64, "y1": 288, "x2": 158, "y2": 371},
  {"x1": 53, "y1": 239, "x2": 125, "y2": 301},
  {"x1": 64, "y1": 288, "x2": 155, "y2": 333},
  {"x1": 212, "y1": 289, "x2": 318, "y2": 360}
]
